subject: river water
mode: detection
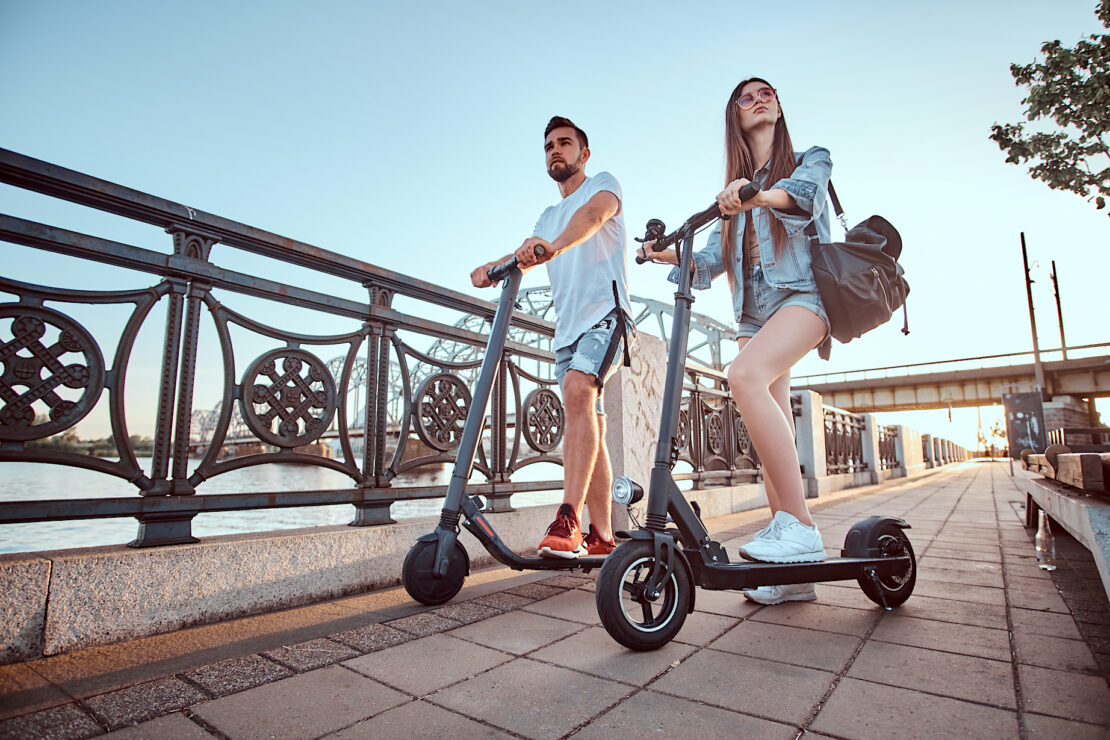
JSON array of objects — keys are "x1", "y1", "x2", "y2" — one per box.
[{"x1": 0, "y1": 458, "x2": 564, "y2": 555}]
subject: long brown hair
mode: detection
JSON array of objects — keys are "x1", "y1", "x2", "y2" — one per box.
[{"x1": 721, "y1": 78, "x2": 798, "y2": 285}]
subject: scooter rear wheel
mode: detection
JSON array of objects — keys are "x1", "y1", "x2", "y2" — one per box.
[
  {"x1": 858, "y1": 523, "x2": 916, "y2": 608},
  {"x1": 596, "y1": 540, "x2": 691, "y2": 651},
  {"x1": 402, "y1": 540, "x2": 468, "y2": 605}
]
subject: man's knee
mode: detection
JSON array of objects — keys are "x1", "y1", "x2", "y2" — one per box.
[{"x1": 562, "y1": 369, "x2": 599, "y2": 409}]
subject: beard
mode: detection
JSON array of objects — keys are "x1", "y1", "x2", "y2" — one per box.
[{"x1": 548, "y1": 159, "x2": 581, "y2": 183}]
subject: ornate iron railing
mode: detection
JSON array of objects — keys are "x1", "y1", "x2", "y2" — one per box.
[
  {"x1": 878, "y1": 424, "x2": 899, "y2": 471},
  {"x1": 824, "y1": 407, "x2": 867, "y2": 474},
  {"x1": 673, "y1": 364, "x2": 761, "y2": 488},
  {"x1": 0, "y1": 148, "x2": 566, "y2": 546}
]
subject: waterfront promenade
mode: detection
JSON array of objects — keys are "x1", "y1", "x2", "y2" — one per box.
[{"x1": 2, "y1": 460, "x2": 1109, "y2": 739}]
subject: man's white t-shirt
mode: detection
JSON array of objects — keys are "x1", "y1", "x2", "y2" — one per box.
[{"x1": 532, "y1": 172, "x2": 631, "y2": 351}]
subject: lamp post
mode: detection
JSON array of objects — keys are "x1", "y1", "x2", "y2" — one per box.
[{"x1": 1021, "y1": 233, "x2": 1048, "y2": 401}]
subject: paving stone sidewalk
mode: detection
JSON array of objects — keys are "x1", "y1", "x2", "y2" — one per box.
[{"x1": 2, "y1": 461, "x2": 1109, "y2": 739}]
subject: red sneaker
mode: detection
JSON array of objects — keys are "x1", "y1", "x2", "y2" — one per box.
[
  {"x1": 584, "y1": 525, "x2": 616, "y2": 556},
  {"x1": 538, "y1": 504, "x2": 585, "y2": 558}
]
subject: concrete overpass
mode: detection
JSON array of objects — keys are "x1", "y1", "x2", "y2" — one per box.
[{"x1": 792, "y1": 344, "x2": 1110, "y2": 413}]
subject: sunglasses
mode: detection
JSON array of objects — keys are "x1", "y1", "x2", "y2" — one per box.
[{"x1": 735, "y1": 87, "x2": 776, "y2": 110}]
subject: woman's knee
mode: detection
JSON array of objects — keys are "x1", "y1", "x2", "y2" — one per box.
[{"x1": 726, "y1": 359, "x2": 769, "y2": 400}]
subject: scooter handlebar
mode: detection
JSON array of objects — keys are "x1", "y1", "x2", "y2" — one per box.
[
  {"x1": 635, "y1": 181, "x2": 762, "y2": 264},
  {"x1": 487, "y1": 245, "x2": 546, "y2": 283}
]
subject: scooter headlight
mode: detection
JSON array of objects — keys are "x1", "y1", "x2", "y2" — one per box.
[{"x1": 611, "y1": 476, "x2": 644, "y2": 506}]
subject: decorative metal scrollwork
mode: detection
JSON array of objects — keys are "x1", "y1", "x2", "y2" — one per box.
[
  {"x1": 0, "y1": 306, "x2": 105, "y2": 441},
  {"x1": 676, "y1": 409, "x2": 690, "y2": 453},
  {"x1": 705, "y1": 410, "x2": 725, "y2": 456},
  {"x1": 240, "y1": 348, "x2": 337, "y2": 448},
  {"x1": 735, "y1": 416, "x2": 752, "y2": 458},
  {"x1": 522, "y1": 388, "x2": 563, "y2": 452},
  {"x1": 414, "y1": 373, "x2": 471, "y2": 451}
]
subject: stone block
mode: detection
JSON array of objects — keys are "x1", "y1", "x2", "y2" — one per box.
[{"x1": 0, "y1": 554, "x2": 50, "y2": 664}]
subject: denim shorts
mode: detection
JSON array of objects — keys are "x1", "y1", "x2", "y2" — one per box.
[
  {"x1": 736, "y1": 263, "x2": 830, "y2": 342},
  {"x1": 555, "y1": 309, "x2": 633, "y2": 415}
]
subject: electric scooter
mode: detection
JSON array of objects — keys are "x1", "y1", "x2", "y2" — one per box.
[
  {"x1": 402, "y1": 246, "x2": 608, "y2": 605},
  {"x1": 594, "y1": 185, "x2": 917, "y2": 651}
]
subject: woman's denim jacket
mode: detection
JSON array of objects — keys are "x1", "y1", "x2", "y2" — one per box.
[{"x1": 668, "y1": 146, "x2": 833, "y2": 355}]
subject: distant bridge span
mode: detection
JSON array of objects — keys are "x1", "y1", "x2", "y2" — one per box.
[{"x1": 792, "y1": 344, "x2": 1110, "y2": 413}]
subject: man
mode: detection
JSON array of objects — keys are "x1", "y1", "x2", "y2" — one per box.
[{"x1": 470, "y1": 116, "x2": 633, "y2": 558}]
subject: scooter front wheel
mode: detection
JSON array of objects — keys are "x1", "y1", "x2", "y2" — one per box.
[
  {"x1": 596, "y1": 540, "x2": 691, "y2": 651},
  {"x1": 402, "y1": 540, "x2": 469, "y2": 605}
]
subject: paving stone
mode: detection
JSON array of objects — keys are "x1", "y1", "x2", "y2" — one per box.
[
  {"x1": 1019, "y1": 663, "x2": 1110, "y2": 726},
  {"x1": 1024, "y1": 712, "x2": 1110, "y2": 739},
  {"x1": 1007, "y1": 586, "x2": 1071, "y2": 614},
  {"x1": 0, "y1": 703, "x2": 103, "y2": 740},
  {"x1": 504, "y1": 583, "x2": 565, "y2": 600},
  {"x1": 710, "y1": 619, "x2": 861, "y2": 672},
  {"x1": 83, "y1": 676, "x2": 207, "y2": 731},
  {"x1": 262, "y1": 638, "x2": 358, "y2": 672},
  {"x1": 917, "y1": 564, "x2": 1002, "y2": 588},
  {"x1": 692, "y1": 589, "x2": 762, "y2": 618},
  {"x1": 0, "y1": 662, "x2": 71, "y2": 721},
  {"x1": 470, "y1": 593, "x2": 533, "y2": 612},
  {"x1": 812, "y1": 582, "x2": 882, "y2": 611},
  {"x1": 541, "y1": 574, "x2": 594, "y2": 589},
  {"x1": 428, "y1": 658, "x2": 631, "y2": 739},
  {"x1": 329, "y1": 622, "x2": 414, "y2": 653},
  {"x1": 1013, "y1": 630, "x2": 1101, "y2": 674},
  {"x1": 431, "y1": 601, "x2": 503, "y2": 626},
  {"x1": 811, "y1": 676, "x2": 1018, "y2": 737},
  {"x1": 912, "y1": 578, "x2": 1006, "y2": 606},
  {"x1": 651, "y1": 648, "x2": 832, "y2": 726},
  {"x1": 182, "y1": 654, "x2": 292, "y2": 697},
  {"x1": 343, "y1": 634, "x2": 512, "y2": 696},
  {"x1": 926, "y1": 546, "x2": 1001, "y2": 563},
  {"x1": 325, "y1": 700, "x2": 514, "y2": 739},
  {"x1": 1011, "y1": 607, "x2": 1084, "y2": 640},
  {"x1": 871, "y1": 614, "x2": 1011, "y2": 661},
  {"x1": 893, "y1": 593, "x2": 1008, "y2": 629},
  {"x1": 104, "y1": 711, "x2": 213, "y2": 738},
  {"x1": 848, "y1": 641, "x2": 1016, "y2": 708},
  {"x1": 448, "y1": 610, "x2": 582, "y2": 655},
  {"x1": 748, "y1": 601, "x2": 878, "y2": 637},
  {"x1": 672, "y1": 611, "x2": 740, "y2": 647},
  {"x1": 529, "y1": 626, "x2": 696, "y2": 684},
  {"x1": 192, "y1": 665, "x2": 406, "y2": 740},
  {"x1": 520, "y1": 586, "x2": 599, "y2": 625},
  {"x1": 576, "y1": 688, "x2": 794, "y2": 739}
]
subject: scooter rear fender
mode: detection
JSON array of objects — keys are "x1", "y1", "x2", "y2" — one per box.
[{"x1": 841, "y1": 515, "x2": 912, "y2": 558}]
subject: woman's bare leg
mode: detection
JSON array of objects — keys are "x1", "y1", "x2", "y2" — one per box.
[{"x1": 728, "y1": 307, "x2": 825, "y2": 527}]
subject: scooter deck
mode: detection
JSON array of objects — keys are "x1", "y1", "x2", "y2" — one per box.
[{"x1": 691, "y1": 555, "x2": 911, "y2": 591}]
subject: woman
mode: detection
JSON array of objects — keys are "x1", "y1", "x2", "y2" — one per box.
[{"x1": 641, "y1": 78, "x2": 833, "y2": 605}]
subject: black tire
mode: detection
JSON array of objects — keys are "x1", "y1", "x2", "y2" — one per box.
[
  {"x1": 858, "y1": 524, "x2": 916, "y2": 608},
  {"x1": 596, "y1": 540, "x2": 692, "y2": 651},
  {"x1": 402, "y1": 540, "x2": 468, "y2": 605}
]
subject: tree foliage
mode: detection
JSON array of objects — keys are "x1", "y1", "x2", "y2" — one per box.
[{"x1": 990, "y1": 0, "x2": 1110, "y2": 214}]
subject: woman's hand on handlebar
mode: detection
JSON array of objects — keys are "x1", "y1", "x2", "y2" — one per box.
[
  {"x1": 636, "y1": 240, "x2": 679, "y2": 265},
  {"x1": 515, "y1": 237, "x2": 553, "y2": 268},
  {"x1": 717, "y1": 178, "x2": 759, "y2": 216}
]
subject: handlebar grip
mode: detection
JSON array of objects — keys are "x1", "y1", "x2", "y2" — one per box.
[
  {"x1": 487, "y1": 245, "x2": 545, "y2": 283},
  {"x1": 738, "y1": 181, "x2": 761, "y2": 201}
]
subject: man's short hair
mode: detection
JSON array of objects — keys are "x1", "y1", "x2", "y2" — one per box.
[{"x1": 545, "y1": 116, "x2": 588, "y2": 149}]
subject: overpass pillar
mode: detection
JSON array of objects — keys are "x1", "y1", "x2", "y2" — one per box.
[
  {"x1": 794, "y1": 390, "x2": 827, "y2": 498},
  {"x1": 896, "y1": 425, "x2": 925, "y2": 477},
  {"x1": 922, "y1": 434, "x2": 934, "y2": 468}
]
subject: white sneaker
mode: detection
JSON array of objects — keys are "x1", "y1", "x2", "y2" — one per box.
[
  {"x1": 743, "y1": 583, "x2": 817, "y2": 604},
  {"x1": 738, "y1": 511, "x2": 826, "y2": 563}
]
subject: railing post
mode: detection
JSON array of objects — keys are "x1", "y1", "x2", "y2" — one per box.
[
  {"x1": 353, "y1": 285, "x2": 396, "y2": 525},
  {"x1": 861, "y1": 414, "x2": 882, "y2": 484},
  {"x1": 794, "y1": 390, "x2": 826, "y2": 499}
]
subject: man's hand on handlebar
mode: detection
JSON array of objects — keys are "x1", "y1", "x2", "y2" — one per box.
[
  {"x1": 514, "y1": 237, "x2": 553, "y2": 268},
  {"x1": 717, "y1": 178, "x2": 760, "y2": 216},
  {"x1": 471, "y1": 260, "x2": 504, "y2": 288}
]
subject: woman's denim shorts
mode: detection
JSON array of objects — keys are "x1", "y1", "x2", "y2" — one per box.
[{"x1": 736, "y1": 263, "x2": 830, "y2": 341}]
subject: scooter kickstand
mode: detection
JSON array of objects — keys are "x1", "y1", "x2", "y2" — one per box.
[{"x1": 865, "y1": 567, "x2": 892, "y2": 611}]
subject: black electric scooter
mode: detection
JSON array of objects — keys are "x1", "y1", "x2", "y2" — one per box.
[
  {"x1": 594, "y1": 186, "x2": 917, "y2": 651},
  {"x1": 402, "y1": 246, "x2": 608, "y2": 605}
]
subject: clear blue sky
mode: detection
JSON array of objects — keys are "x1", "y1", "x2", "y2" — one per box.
[{"x1": 2, "y1": 0, "x2": 1107, "y2": 447}]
